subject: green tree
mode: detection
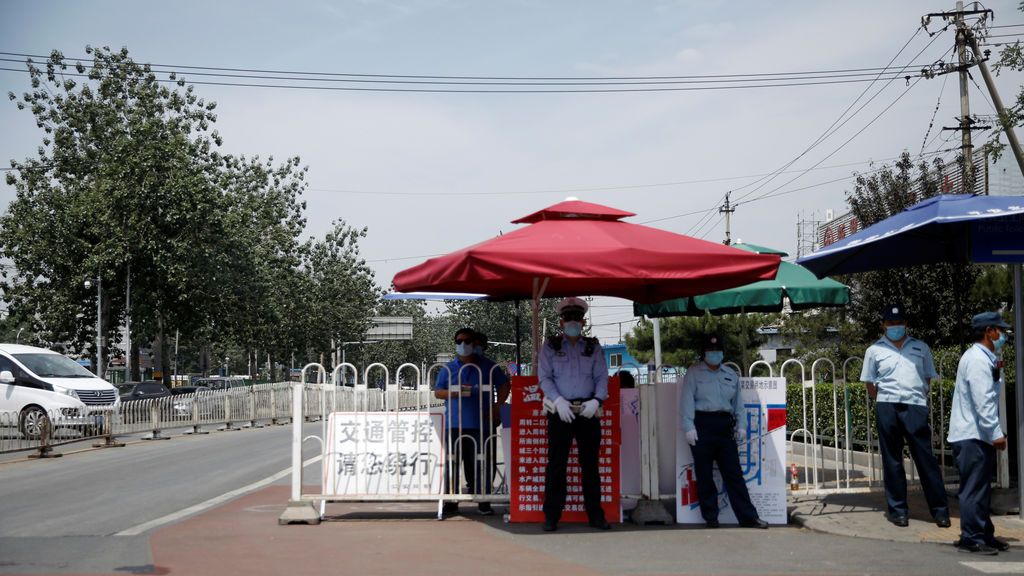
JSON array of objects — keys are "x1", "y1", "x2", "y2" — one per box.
[
  {"x1": 2, "y1": 46, "x2": 230, "y2": 372},
  {"x1": 625, "y1": 314, "x2": 770, "y2": 372},
  {"x1": 841, "y1": 152, "x2": 1001, "y2": 347}
]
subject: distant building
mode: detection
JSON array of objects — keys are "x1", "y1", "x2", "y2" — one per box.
[
  {"x1": 603, "y1": 343, "x2": 644, "y2": 376},
  {"x1": 817, "y1": 151, "x2": 1021, "y2": 250}
]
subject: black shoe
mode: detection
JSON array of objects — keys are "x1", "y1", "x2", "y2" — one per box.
[
  {"x1": 956, "y1": 540, "x2": 999, "y2": 555},
  {"x1": 705, "y1": 519, "x2": 719, "y2": 529},
  {"x1": 542, "y1": 518, "x2": 558, "y2": 532},
  {"x1": 887, "y1": 514, "x2": 909, "y2": 527},
  {"x1": 588, "y1": 518, "x2": 611, "y2": 530},
  {"x1": 440, "y1": 503, "x2": 459, "y2": 519},
  {"x1": 987, "y1": 538, "x2": 1011, "y2": 552},
  {"x1": 478, "y1": 503, "x2": 494, "y2": 516},
  {"x1": 935, "y1": 516, "x2": 951, "y2": 528},
  {"x1": 740, "y1": 518, "x2": 769, "y2": 529}
]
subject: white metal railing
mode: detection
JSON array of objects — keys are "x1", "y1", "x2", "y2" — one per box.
[
  {"x1": 0, "y1": 378, "x2": 444, "y2": 456},
  {"x1": 779, "y1": 355, "x2": 958, "y2": 495},
  {"x1": 285, "y1": 361, "x2": 508, "y2": 524}
]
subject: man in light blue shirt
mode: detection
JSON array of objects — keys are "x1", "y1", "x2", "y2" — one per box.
[
  {"x1": 680, "y1": 334, "x2": 766, "y2": 529},
  {"x1": 540, "y1": 296, "x2": 609, "y2": 532},
  {"x1": 948, "y1": 311, "x2": 1012, "y2": 555},
  {"x1": 860, "y1": 304, "x2": 948, "y2": 528}
]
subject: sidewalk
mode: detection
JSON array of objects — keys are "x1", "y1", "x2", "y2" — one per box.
[{"x1": 789, "y1": 486, "x2": 1024, "y2": 545}]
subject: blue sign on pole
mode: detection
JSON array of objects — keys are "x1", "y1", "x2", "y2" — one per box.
[{"x1": 971, "y1": 214, "x2": 1024, "y2": 263}]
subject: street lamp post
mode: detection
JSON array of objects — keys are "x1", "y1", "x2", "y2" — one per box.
[
  {"x1": 16, "y1": 327, "x2": 23, "y2": 344},
  {"x1": 84, "y1": 277, "x2": 103, "y2": 380}
]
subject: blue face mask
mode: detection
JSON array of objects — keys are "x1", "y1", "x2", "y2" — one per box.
[
  {"x1": 563, "y1": 321, "x2": 583, "y2": 338},
  {"x1": 705, "y1": 350, "x2": 724, "y2": 366},
  {"x1": 994, "y1": 331, "x2": 1008, "y2": 351},
  {"x1": 455, "y1": 342, "x2": 472, "y2": 357},
  {"x1": 473, "y1": 345, "x2": 483, "y2": 355},
  {"x1": 885, "y1": 325, "x2": 907, "y2": 341}
]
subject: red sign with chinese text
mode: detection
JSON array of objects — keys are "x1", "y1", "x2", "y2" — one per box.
[{"x1": 509, "y1": 375, "x2": 620, "y2": 523}]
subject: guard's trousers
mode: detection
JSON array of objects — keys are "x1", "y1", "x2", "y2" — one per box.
[
  {"x1": 875, "y1": 402, "x2": 949, "y2": 519},
  {"x1": 953, "y1": 439, "x2": 996, "y2": 547},
  {"x1": 692, "y1": 411, "x2": 759, "y2": 524},
  {"x1": 444, "y1": 428, "x2": 497, "y2": 498},
  {"x1": 543, "y1": 413, "x2": 606, "y2": 524}
]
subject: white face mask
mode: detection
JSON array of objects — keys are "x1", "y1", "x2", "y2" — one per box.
[
  {"x1": 455, "y1": 342, "x2": 472, "y2": 357},
  {"x1": 563, "y1": 321, "x2": 583, "y2": 338}
]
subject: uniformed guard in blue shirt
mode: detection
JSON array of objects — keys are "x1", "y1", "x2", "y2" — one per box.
[
  {"x1": 539, "y1": 296, "x2": 610, "y2": 532},
  {"x1": 680, "y1": 334, "x2": 767, "y2": 529},
  {"x1": 948, "y1": 311, "x2": 1013, "y2": 555},
  {"x1": 435, "y1": 327, "x2": 510, "y2": 518},
  {"x1": 860, "y1": 304, "x2": 949, "y2": 528}
]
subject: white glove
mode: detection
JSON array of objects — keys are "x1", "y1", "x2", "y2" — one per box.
[
  {"x1": 685, "y1": 429, "x2": 698, "y2": 446},
  {"x1": 734, "y1": 428, "x2": 746, "y2": 444},
  {"x1": 554, "y1": 396, "x2": 575, "y2": 423},
  {"x1": 580, "y1": 399, "x2": 600, "y2": 419},
  {"x1": 542, "y1": 397, "x2": 556, "y2": 414}
]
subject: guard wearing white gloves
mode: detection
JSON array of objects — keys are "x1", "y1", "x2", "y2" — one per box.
[
  {"x1": 539, "y1": 296, "x2": 609, "y2": 532},
  {"x1": 680, "y1": 334, "x2": 767, "y2": 529}
]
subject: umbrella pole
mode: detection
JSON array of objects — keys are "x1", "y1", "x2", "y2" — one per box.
[
  {"x1": 515, "y1": 300, "x2": 522, "y2": 371},
  {"x1": 1014, "y1": 264, "x2": 1024, "y2": 520},
  {"x1": 531, "y1": 278, "x2": 549, "y2": 374}
]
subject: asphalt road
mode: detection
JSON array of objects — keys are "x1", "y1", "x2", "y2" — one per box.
[
  {"x1": 0, "y1": 423, "x2": 1020, "y2": 575},
  {"x1": 0, "y1": 421, "x2": 323, "y2": 573}
]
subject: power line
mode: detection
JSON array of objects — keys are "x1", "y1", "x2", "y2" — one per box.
[
  {"x1": 0, "y1": 57, "x2": 927, "y2": 87},
  {"x1": 920, "y1": 51, "x2": 955, "y2": 156},
  {"x1": 308, "y1": 152, "x2": 943, "y2": 198},
  {"x1": 732, "y1": 27, "x2": 947, "y2": 205},
  {"x1": 0, "y1": 50, "x2": 945, "y2": 82},
  {"x1": 0, "y1": 66, "x2": 924, "y2": 94},
  {"x1": 737, "y1": 76, "x2": 926, "y2": 208}
]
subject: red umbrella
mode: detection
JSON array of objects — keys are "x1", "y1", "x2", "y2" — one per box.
[
  {"x1": 393, "y1": 199, "x2": 781, "y2": 358},
  {"x1": 394, "y1": 199, "x2": 779, "y2": 302}
]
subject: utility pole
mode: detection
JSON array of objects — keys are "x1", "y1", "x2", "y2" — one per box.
[
  {"x1": 927, "y1": 2, "x2": 993, "y2": 192},
  {"x1": 955, "y1": 1, "x2": 974, "y2": 192},
  {"x1": 719, "y1": 191, "x2": 736, "y2": 245}
]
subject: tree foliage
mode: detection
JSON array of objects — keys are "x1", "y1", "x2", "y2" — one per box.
[
  {"x1": 840, "y1": 152, "x2": 1002, "y2": 348},
  {"x1": 625, "y1": 314, "x2": 770, "y2": 371},
  {"x1": 2, "y1": 47, "x2": 379, "y2": 380}
]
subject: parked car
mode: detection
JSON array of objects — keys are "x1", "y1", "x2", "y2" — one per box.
[
  {"x1": 170, "y1": 385, "x2": 212, "y2": 419},
  {"x1": 0, "y1": 343, "x2": 119, "y2": 438},
  {"x1": 117, "y1": 380, "x2": 172, "y2": 403}
]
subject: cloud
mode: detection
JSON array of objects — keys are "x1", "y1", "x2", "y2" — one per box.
[{"x1": 683, "y1": 22, "x2": 735, "y2": 38}]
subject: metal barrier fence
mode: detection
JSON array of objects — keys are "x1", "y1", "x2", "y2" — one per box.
[
  {"x1": 751, "y1": 355, "x2": 963, "y2": 495},
  {"x1": 0, "y1": 380, "x2": 445, "y2": 456},
  {"x1": 281, "y1": 362, "x2": 509, "y2": 525}
]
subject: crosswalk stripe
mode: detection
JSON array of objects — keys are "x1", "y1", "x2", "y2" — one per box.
[{"x1": 961, "y1": 561, "x2": 1024, "y2": 574}]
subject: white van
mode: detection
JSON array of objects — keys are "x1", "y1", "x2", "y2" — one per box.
[{"x1": 0, "y1": 343, "x2": 119, "y2": 438}]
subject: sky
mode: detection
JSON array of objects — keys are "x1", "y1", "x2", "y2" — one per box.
[{"x1": 2, "y1": 0, "x2": 1023, "y2": 345}]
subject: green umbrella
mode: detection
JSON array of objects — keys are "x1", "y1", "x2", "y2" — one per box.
[{"x1": 633, "y1": 242, "x2": 849, "y2": 317}]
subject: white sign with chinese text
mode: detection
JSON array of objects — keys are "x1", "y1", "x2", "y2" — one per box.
[
  {"x1": 325, "y1": 410, "x2": 445, "y2": 496},
  {"x1": 676, "y1": 377, "x2": 787, "y2": 525}
]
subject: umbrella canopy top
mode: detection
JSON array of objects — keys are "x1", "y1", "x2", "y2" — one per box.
[
  {"x1": 797, "y1": 194, "x2": 1024, "y2": 277},
  {"x1": 511, "y1": 199, "x2": 636, "y2": 224},
  {"x1": 634, "y1": 242, "x2": 849, "y2": 317},
  {"x1": 393, "y1": 201, "x2": 781, "y2": 304}
]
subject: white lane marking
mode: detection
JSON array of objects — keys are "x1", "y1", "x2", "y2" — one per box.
[
  {"x1": 115, "y1": 455, "x2": 322, "y2": 536},
  {"x1": 961, "y1": 561, "x2": 1024, "y2": 574}
]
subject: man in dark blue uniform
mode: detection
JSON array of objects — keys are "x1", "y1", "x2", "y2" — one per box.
[
  {"x1": 539, "y1": 297, "x2": 609, "y2": 532},
  {"x1": 680, "y1": 334, "x2": 767, "y2": 529}
]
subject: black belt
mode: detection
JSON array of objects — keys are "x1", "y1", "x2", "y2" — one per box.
[{"x1": 695, "y1": 410, "x2": 732, "y2": 416}]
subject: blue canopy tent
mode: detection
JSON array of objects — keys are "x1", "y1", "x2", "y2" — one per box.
[{"x1": 797, "y1": 193, "x2": 1024, "y2": 514}]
